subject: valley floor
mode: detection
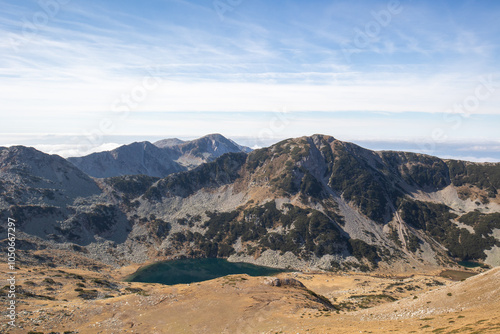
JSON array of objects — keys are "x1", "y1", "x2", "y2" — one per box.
[{"x1": 1, "y1": 252, "x2": 499, "y2": 334}]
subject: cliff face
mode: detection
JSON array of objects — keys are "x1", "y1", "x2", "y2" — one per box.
[{"x1": 1, "y1": 134, "x2": 500, "y2": 270}]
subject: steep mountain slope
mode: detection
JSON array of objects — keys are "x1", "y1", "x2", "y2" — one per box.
[
  {"x1": 0, "y1": 146, "x2": 129, "y2": 246},
  {"x1": 154, "y1": 133, "x2": 252, "y2": 153},
  {"x1": 2, "y1": 135, "x2": 500, "y2": 271},
  {"x1": 67, "y1": 141, "x2": 185, "y2": 178},
  {"x1": 110, "y1": 134, "x2": 500, "y2": 269},
  {"x1": 157, "y1": 133, "x2": 252, "y2": 169},
  {"x1": 67, "y1": 134, "x2": 252, "y2": 178},
  {"x1": 0, "y1": 145, "x2": 101, "y2": 203}
]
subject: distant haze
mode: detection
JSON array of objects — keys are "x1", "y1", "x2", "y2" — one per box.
[
  {"x1": 2, "y1": 133, "x2": 499, "y2": 163},
  {"x1": 1, "y1": 1, "x2": 499, "y2": 161}
]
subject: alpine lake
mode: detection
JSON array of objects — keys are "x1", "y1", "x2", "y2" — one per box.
[{"x1": 125, "y1": 258, "x2": 290, "y2": 285}]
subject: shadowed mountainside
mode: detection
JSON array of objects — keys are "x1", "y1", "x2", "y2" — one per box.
[
  {"x1": 67, "y1": 133, "x2": 252, "y2": 178},
  {"x1": 1, "y1": 134, "x2": 499, "y2": 271}
]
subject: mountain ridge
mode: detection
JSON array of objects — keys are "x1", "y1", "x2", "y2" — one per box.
[
  {"x1": 1, "y1": 134, "x2": 499, "y2": 272},
  {"x1": 67, "y1": 133, "x2": 252, "y2": 178}
]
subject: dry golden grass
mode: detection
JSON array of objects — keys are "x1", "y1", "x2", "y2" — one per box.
[{"x1": 2, "y1": 250, "x2": 498, "y2": 334}]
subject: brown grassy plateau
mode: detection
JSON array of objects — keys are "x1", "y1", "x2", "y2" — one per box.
[{"x1": 2, "y1": 250, "x2": 499, "y2": 333}]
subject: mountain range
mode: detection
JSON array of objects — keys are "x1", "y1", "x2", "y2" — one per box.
[
  {"x1": 1, "y1": 134, "x2": 499, "y2": 272},
  {"x1": 67, "y1": 133, "x2": 252, "y2": 178}
]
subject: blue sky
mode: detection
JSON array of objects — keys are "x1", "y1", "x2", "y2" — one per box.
[{"x1": 1, "y1": 0, "x2": 499, "y2": 160}]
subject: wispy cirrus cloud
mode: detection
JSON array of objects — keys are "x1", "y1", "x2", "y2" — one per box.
[{"x1": 1, "y1": 0, "x2": 499, "y2": 161}]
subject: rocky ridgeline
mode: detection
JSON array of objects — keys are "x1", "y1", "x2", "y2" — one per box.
[{"x1": 1, "y1": 134, "x2": 500, "y2": 272}]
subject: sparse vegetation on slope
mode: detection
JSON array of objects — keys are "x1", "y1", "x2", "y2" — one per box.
[
  {"x1": 399, "y1": 199, "x2": 500, "y2": 260},
  {"x1": 447, "y1": 160, "x2": 500, "y2": 196},
  {"x1": 143, "y1": 152, "x2": 247, "y2": 200},
  {"x1": 167, "y1": 200, "x2": 382, "y2": 268},
  {"x1": 329, "y1": 145, "x2": 389, "y2": 224},
  {"x1": 2, "y1": 135, "x2": 500, "y2": 272},
  {"x1": 106, "y1": 175, "x2": 160, "y2": 198},
  {"x1": 381, "y1": 151, "x2": 450, "y2": 190}
]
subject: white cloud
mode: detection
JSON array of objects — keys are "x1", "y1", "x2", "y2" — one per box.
[
  {"x1": 2, "y1": 73, "x2": 500, "y2": 115},
  {"x1": 438, "y1": 156, "x2": 500, "y2": 163},
  {"x1": 30, "y1": 142, "x2": 122, "y2": 158},
  {"x1": 7, "y1": 136, "x2": 500, "y2": 163},
  {"x1": 457, "y1": 145, "x2": 500, "y2": 152},
  {"x1": 1, "y1": 0, "x2": 499, "y2": 151}
]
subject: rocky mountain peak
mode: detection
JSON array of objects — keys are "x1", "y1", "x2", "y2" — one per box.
[
  {"x1": 154, "y1": 138, "x2": 185, "y2": 148},
  {"x1": 68, "y1": 134, "x2": 251, "y2": 178},
  {"x1": 2, "y1": 134, "x2": 500, "y2": 272}
]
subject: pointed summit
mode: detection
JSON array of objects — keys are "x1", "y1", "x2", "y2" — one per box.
[{"x1": 67, "y1": 134, "x2": 252, "y2": 178}]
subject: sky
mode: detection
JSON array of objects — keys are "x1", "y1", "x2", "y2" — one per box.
[{"x1": 1, "y1": 0, "x2": 500, "y2": 161}]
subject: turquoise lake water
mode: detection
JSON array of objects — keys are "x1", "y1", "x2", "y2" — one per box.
[
  {"x1": 125, "y1": 258, "x2": 288, "y2": 285},
  {"x1": 458, "y1": 261, "x2": 481, "y2": 268}
]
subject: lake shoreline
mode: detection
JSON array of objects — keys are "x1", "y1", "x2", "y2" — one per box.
[{"x1": 125, "y1": 258, "x2": 291, "y2": 285}]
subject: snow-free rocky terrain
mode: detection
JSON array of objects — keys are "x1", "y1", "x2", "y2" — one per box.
[
  {"x1": 1, "y1": 133, "x2": 499, "y2": 271},
  {"x1": 67, "y1": 133, "x2": 252, "y2": 178},
  {"x1": 1, "y1": 253, "x2": 498, "y2": 333},
  {"x1": 2, "y1": 133, "x2": 500, "y2": 333}
]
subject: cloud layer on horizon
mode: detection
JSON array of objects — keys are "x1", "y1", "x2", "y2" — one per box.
[{"x1": 1, "y1": 0, "x2": 499, "y2": 152}]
